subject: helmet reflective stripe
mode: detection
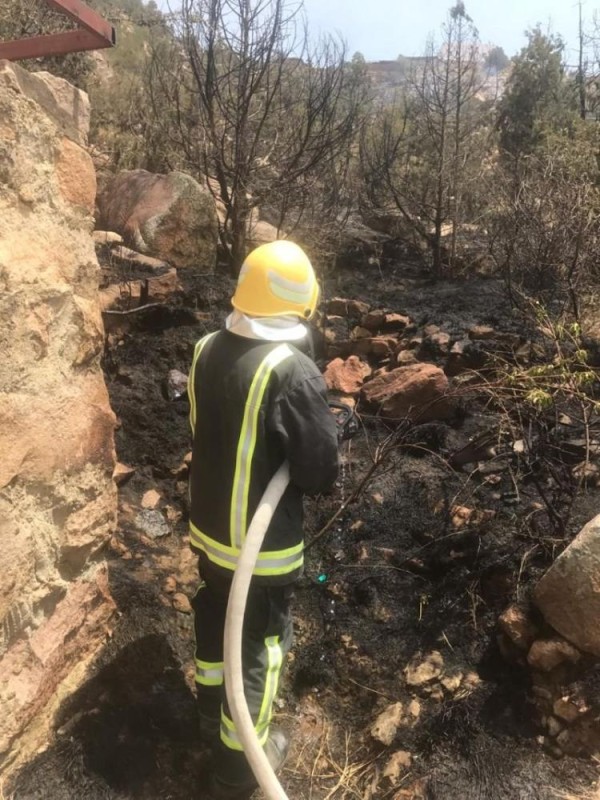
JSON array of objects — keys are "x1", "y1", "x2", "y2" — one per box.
[
  {"x1": 267, "y1": 269, "x2": 314, "y2": 305},
  {"x1": 195, "y1": 659, "x2": 224, "y2": 686},
  {"x1": 229, "y1": 344, "x2": 293, "y2": 550},
  {"x1": 189, "y1": 521, "x2": 304, "y2": 576}
]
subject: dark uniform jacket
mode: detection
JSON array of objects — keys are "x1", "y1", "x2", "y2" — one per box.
[{"x1": 188, "y1": 329, "x2": 339, "y2": 585}]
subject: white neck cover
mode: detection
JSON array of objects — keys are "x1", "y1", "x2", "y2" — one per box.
[{"x1": 225, "y1": 310, "x2": 308, "y2": 342}]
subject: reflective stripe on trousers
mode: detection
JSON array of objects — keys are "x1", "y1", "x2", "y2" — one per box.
[
  {"x1": 220, "y1": 635, "x2": 283, "y2": 752},
  {"x1": 195, "y1": 658, "x2": 224, "y2": 687}
]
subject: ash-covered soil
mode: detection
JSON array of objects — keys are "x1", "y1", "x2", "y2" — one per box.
[{"x1": 10, "y1": 263, "x2": 600, "y2": 799}]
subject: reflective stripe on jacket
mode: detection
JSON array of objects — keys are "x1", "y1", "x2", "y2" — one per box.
[{"x1": 188, "y1": 329, "x2": 339, "y2": 584}]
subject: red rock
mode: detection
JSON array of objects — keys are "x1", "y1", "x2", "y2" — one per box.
[
  {"x1": 147, "y1": 268, "x2": 182, "y2": 301},
  {"x1": 371, "y1": 336, "x2": 397, "y2": 358},
  {"x1": 527, "y1": 639, "x2": 581, "y2": 672},
  {"x1": 362, "y1": 309, "x2": 386, "y2": 331},
  {"x1": 326, "y1": 297, "x2": 348, "y2": 316},
  {"x1": 173, "y1": 592, "x2": 192, "y2": 614},
  {"x1": 382, "y1": 313, "x2": 410, "y2": 331},
  {"x1": 324, "y1": 356, "x2": 372, "y2": 395},
  {"x1": 351, "y1": 326, "x2": 372, "y2": 340},
  {"x1": 141, "y1": 489, "x2": 161, "y2": 509},
  {"x1": 347, "y1": 299, "x2": 370, "y2": 317},
  {"x1": 499, "y1": 604, "x2": 536, "y2": 651},
  {"x1": 361, "y1": 363, "x2": 453, "y2": 422},
  {"x1": 112, "y1": 462, "x2": 136, "y2": 486},
  {"x1": 96, "y1": 170, "x2": 218, "y2": 269},
  {"x1": 469, "y1": 324, "x2": 496, "y2": 340},
  {"x1": 396, "y1": 350, "x2": 418, "y2": 366}
]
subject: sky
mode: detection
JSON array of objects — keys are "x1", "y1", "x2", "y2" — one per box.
[
  {"x1": 157, "y1": 0, "x2": 586, "y2": 64},
  {"x1": 301, "y1": 0, "x2": 582, "y2": 62}
]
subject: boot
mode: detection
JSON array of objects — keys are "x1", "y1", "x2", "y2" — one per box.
[{"x1": 209, "y1": 728, "x2": 289, "y2": 799}]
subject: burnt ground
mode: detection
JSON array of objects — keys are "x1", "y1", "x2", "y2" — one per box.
[{"x1": 10, "y1": 260, "x2": 600, "y2": 800}]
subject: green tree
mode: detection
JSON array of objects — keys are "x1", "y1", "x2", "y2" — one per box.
[
  {"x1": 484, "y1": 45, "x2": 509, "y2": 74},
  {"x1": 497, "y1": 28, "x2": 575, "y2": 158}
]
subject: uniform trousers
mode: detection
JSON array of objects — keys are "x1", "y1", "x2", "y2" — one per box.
[{"x1": 192, "y1": 557, "x2": 293, "y2": 782}]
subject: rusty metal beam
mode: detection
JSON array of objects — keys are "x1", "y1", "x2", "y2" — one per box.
[
  {"x1": 0, "y1": 30, "x2": 111, "y2": 61},
  {"x1": 44, "y1": 0, "x2": 115, "y2": 43},
  {"x1": 0, "y1": 0, "x2": 115, "y2": 62}
]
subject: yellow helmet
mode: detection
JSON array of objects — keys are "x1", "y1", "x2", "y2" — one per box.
[{"x1": 232, "y1": 240, "x2": 319, "y2": 319}]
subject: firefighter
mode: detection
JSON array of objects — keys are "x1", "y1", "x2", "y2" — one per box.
[{"x1": 187, "y1": 240, "x2": 339, "y2": 797}]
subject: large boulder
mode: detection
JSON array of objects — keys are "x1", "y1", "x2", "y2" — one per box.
[
  {"x1": 534, "y1": 514, "x2": 600, "y2": 656},
  {"x1": 324, "y1": 356, "x2": 372, "y2": 395},
  {"x1": 96, "y1": 169, "x2": 218, "y2": 269},
  {"x1": 361, "y1": 363, "x2": 453, "y2": 422},
  {"x1": 0, "y1": 61, "x2": 117, "y2": 776}
]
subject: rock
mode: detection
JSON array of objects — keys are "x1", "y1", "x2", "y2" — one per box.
[
  {"x1": 108, "y1": 245, "x2": 168, "y2": 271},
  {"x1": 469, "y1": 324, "x2": 496, "y2": 340},
  {"x1": 347, "y1": 299, "x2": 370, "y2": 318},
  {"x1": 135, "y1": 510, "x2": 169, "y2": 539},
  {"x1": 163, "y1": 576, "x2": 177, "y2": 594},
  {"x1": 141, "y1": 489, "x2": 162, "y2": 510},
  {"x1": 173, "y1": 593, "x2": 192, "y2": 614},
  {"x1": 418, "y1": 330, "x2": 451, "y2": 360},
  {"x1": 326, "y1": 298, "x2": 348, "y2": 316},
  {"x1": 247, "y1": 219, "x2": 278, "y2": 247},
  {"x1": 351, "y1": 326, "x2": 372, "y2": 340},
  {"x1": 382, "y1": 750, "x2": 413, "y2": 785},
  {"x1": 527, "y1": 639, "x2": 581, "y2": 672},
  {"x1": 165, "y1": 505, "x2": 182, "y2": 524},
  {"x1": 362, "y1": 309, "x2": 386, "y2": 331},
  {"x1": 323, "y1": 315, "x2": 349, "y2": 344},
  {"x1": 0, "y1": 61, "x2": 90, "y2": 146},
  {"x1": 361, "y1": 364, "x2": 453, "y2": 422},
  {"x1": 405, "y1": 651, "x2": 444, "y2": 687},
  {"x1": 423, "y1": 324, "x2": 440, "y2": 337},
  {"x1": 407, "y1": 699, "x2": 421, "y2": 720},
  {"x1": 0, "y1": 61, "x2": 117, "y2": 774},
  {"x1": 547, "y1": 717, "x2": 563, "y2": 738},
  {"x1": 371, "y1": 702, "x2": 404, "y2": 746},
  {"x1": 166, "y1": 369, "x2": 189, "y2": 401},
  {"x1": 534, "y1": 514, "x2": 600, "y2": 656},
  {"x1": 382, "y1": 313, "x2": 410, "y2": 332},
  {"x1": 112, "y1": 463, "x2": 136, "y2": 486},
  {"x1": 396, "y1": 350, "x2": 418, "y2": 366},
  {"x1": 370, "y1": 336, "x2": 398, "y2": 358},
  {"x1": 93, "y1": 230, "x2": 123, "y2": 245},
  {"x1": 440, "y1": 673, "x2": 463, "y2": 693},
  {"x1": 499, "y1": 604, "x2": 536, "y2": 651},
  {"x1": 146, "y1": 269, "x2": 182, "y2": 302},
  {"x1": 324, "y1": 356, "x2": 371, "y2": 395},
  {"x1": 553, "y1": 698, "x2": 580, "y2": 724},
  {"x1": 572, "y1": 462, "x2": 600, "y2": 487},
  {"x1": 96, "y1": 170, "x2": 218, "y2": 269}
]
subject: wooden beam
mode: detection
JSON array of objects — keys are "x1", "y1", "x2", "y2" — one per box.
[{"x1": 0, "y1": 29, "x2": 111, "y2": 61}]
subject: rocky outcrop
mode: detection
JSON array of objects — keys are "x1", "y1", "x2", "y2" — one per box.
[
  {"x1": 96, "y1": 169, "x2": 218, "y2": 269},
  {"x1": 534, "y1": 514, "x2": 600, "y2": 656},
  {"x1": 361, "y1": 364, "x2": 453, "y2": 422},
  {"x1": 0, "y1": 61, "x2": 117, "y2": 774}
]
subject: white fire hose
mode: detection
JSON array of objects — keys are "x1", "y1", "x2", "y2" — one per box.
[{"x1": 223, "y1": 461, "x2": 291, "y2": 800}]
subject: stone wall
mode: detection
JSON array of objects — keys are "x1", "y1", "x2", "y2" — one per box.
[{"x1": 0, "y1": 61, "x2": 117, "y2": 774}]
